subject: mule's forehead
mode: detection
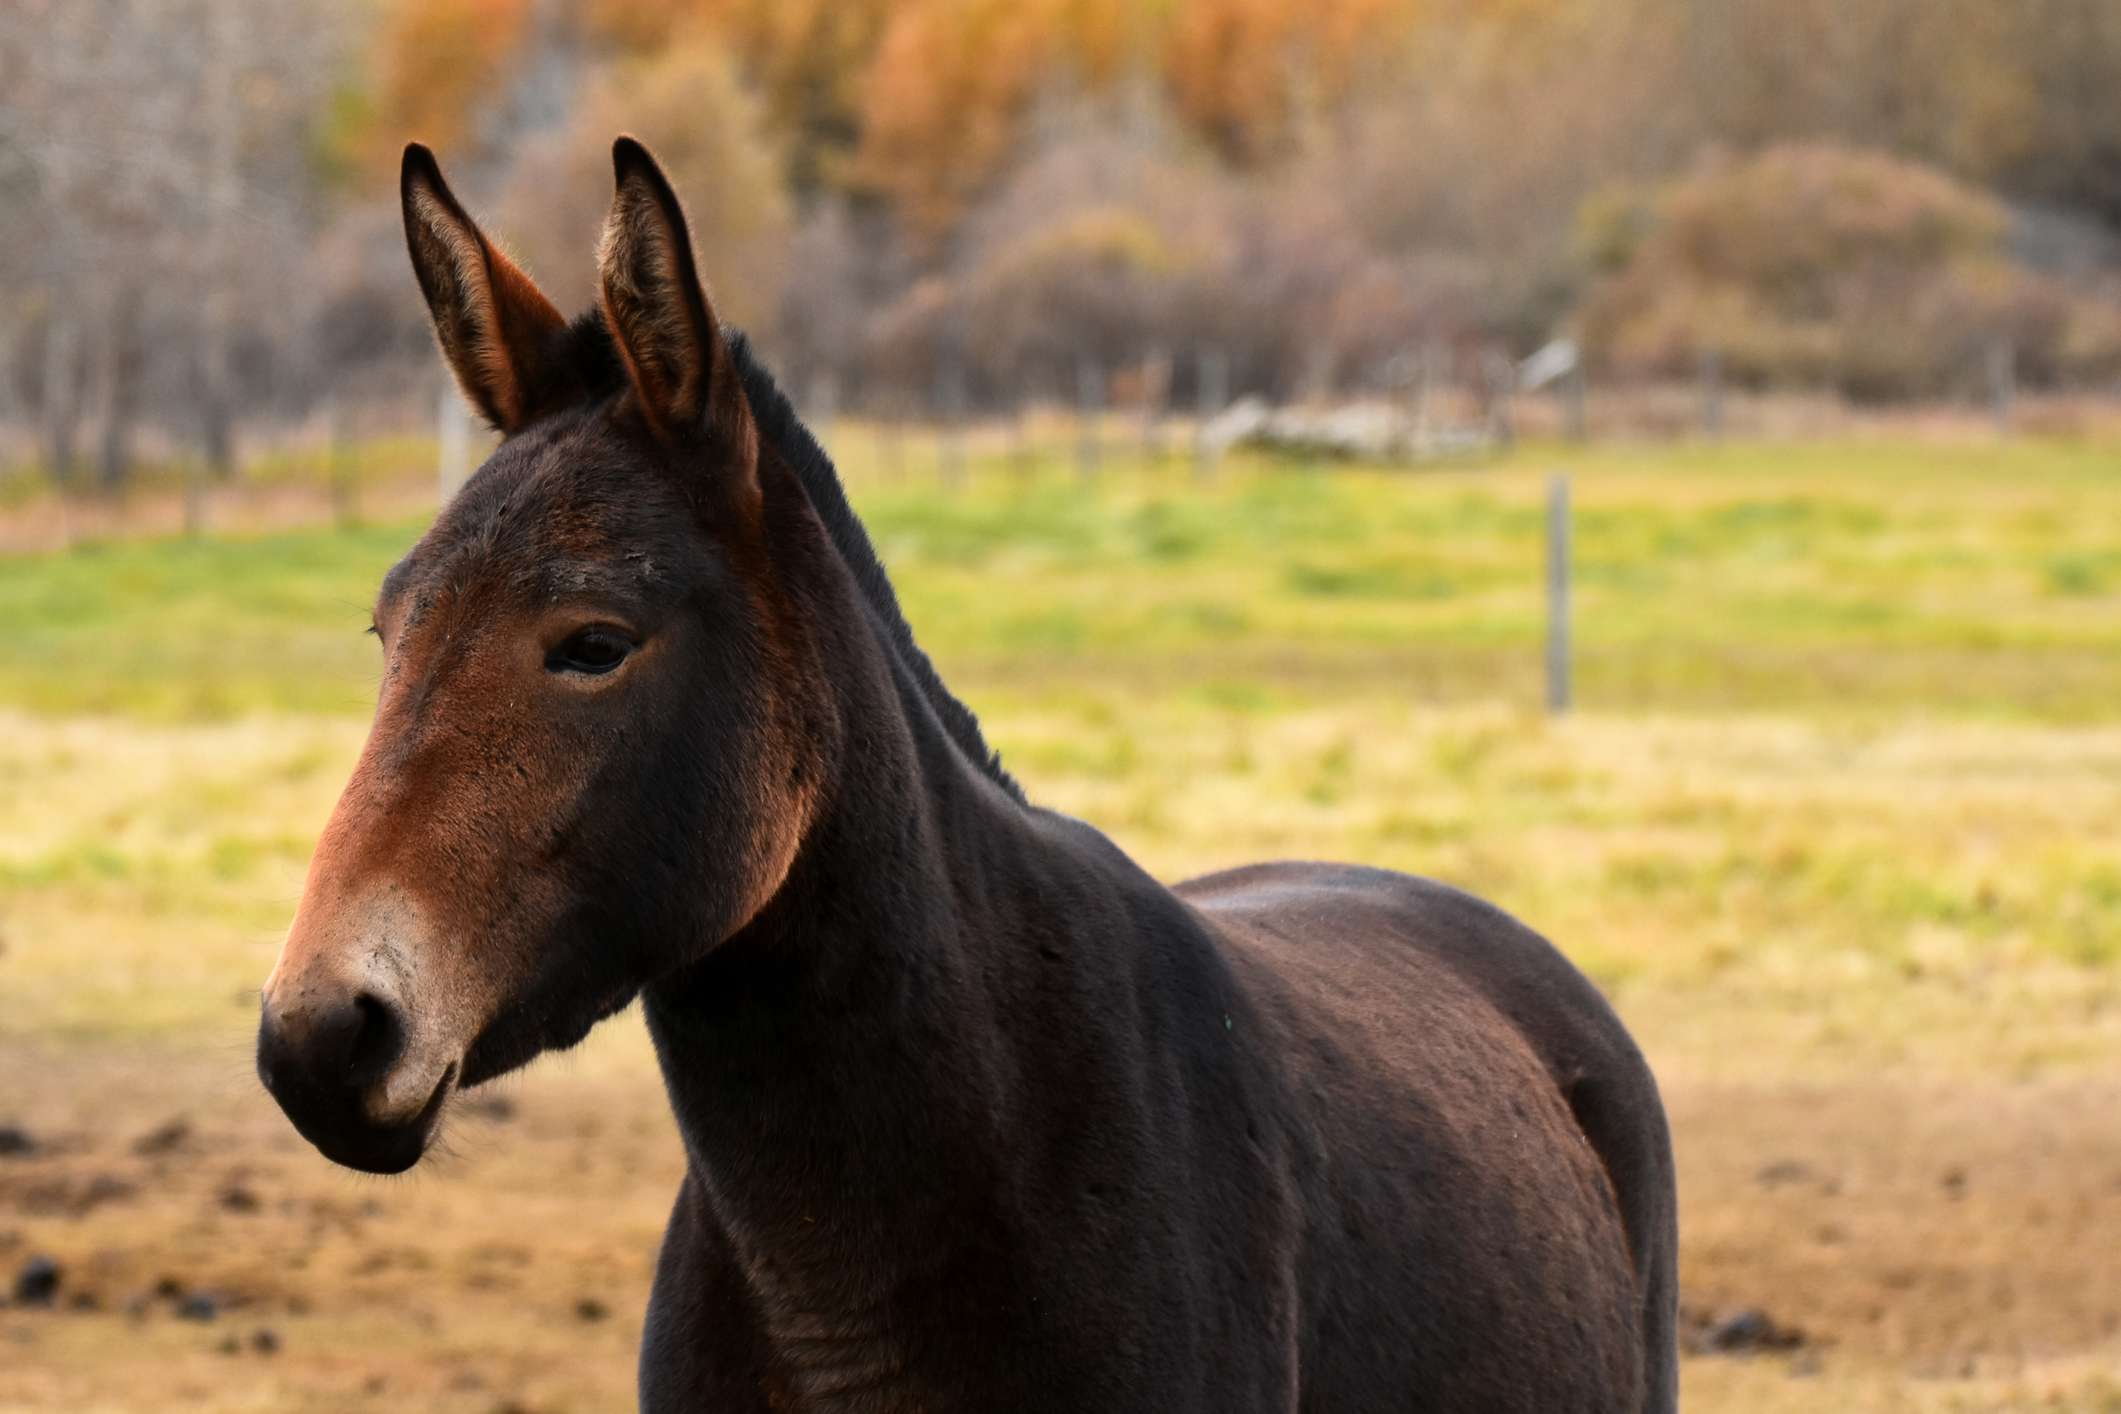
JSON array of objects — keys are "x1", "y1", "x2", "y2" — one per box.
[{"x1": 381, "y1": 413, "x2": 702, "y2": 619}]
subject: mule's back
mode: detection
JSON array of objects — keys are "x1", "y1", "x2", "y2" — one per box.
[{"x1": 1180, "y1": 862, "x2": 1678, "y2": 1413}]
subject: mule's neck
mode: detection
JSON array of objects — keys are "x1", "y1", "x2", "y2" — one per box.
[{"x1": 640, "y1": 473, "x2": 1094, "y2": 1342}]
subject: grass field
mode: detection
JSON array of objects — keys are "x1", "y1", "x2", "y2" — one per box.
[{"x1": 2, "y1": 436, "x2": 2118, "y2": 1410}]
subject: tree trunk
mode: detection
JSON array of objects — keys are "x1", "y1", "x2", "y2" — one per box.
[
  {"x1": 200, "y1": 383, "x2": 235, "y2": 477},
  {"x1": 94, "y1": 295, "x2": 141, "y2": 492},
  {"x1": 40, "y1": 314, "x2": 81, "y2": 488},
  {"x1": 201, "y1": 0, "x2": 242, "y2": 481}
]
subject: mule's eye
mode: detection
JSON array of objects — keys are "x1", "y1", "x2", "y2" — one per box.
[{"x1": 548, "y1": 627, "x2": 633, "y2": 676}]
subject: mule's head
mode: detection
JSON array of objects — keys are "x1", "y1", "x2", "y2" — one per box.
[{"x1": 257, "y1": 140, "x2": 836, "y2": 1173}]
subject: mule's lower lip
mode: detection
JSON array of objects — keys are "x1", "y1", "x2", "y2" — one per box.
[{"x1": 295, "y1": 1063, "x2": 456, "y2": 1175}]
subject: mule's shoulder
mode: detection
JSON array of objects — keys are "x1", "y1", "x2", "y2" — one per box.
[{"x1": 1176, "y1": 860, "x2": 1533, "y2": 946}]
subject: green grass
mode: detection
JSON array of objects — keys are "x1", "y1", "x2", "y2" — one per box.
[
  {"x1": 0, "y1": 523, "x2": 407, "y2": 717},
  {"x1": 1, "y1": 436, "x2": 2117, "y2": 1414},
  {"x1": 1, "y1": 437, "x2": 2116, "y2": 721},
  {"x1": 0, "y1": 435, "x2": 2117, "y2": 1071}
]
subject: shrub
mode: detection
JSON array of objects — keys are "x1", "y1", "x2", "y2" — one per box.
[{"x1": 1577, "y1": 144, "x2": 2121, "y2": 398}]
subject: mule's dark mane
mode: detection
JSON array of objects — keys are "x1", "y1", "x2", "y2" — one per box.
[
  {"x1": 554, "y1": 310, "x2": 1022, "y2": 804},
  {"x1": 726, "y1": 332, "x2": 1023, "y2": 804}
]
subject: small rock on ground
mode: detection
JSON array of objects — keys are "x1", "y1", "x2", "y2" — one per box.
[
  {"x1": 12, "y1": 1256, "x2": 61, "y2": 1307},
  {"x1": 1681, "y1": 1304, "x2": 1807, "y2": 1355},
  {"x1": 132, "y1": 1118, "x2": 193, "y2": 1156}
]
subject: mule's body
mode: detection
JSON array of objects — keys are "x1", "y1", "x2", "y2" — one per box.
[
  {"x1": 633, "y1": 356, "x2": 1674, "y2": 1414},
  {"x1": 257, "y1": 139, "x2": 1677, "y2": 1413}
]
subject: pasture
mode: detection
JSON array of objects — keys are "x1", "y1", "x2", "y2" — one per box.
[{"x1": 2, "y1": 436, "x2": 2118, "y2": 1411}]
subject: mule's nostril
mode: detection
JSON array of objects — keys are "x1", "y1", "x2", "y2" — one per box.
[
  {"x1": 342, "y1": 991, "x2": 407, "y2": 1088},
  {"x1": 258, "y1": 988, "x2": 409, "y2": 1102}
]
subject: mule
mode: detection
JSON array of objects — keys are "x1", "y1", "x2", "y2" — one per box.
[{"x1": 257, "y1": 137, "x2": 1678, "y2": 1412}]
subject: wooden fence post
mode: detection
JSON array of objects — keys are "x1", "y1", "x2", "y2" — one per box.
[
  {"x1": 937, "y1": 359, "x2": 967, "y2": 489},
  {"x1": 1194, "y1": 346, "x2": 1228, "y2": 483},
  {"x1": 1140, "y1": 347, "x2": 1171, "y2": 460},
  {"x1": 1564, "y1": 363, "x2": 1588, "y2": 444},
  {"x1": 807, "y1": 370, "x2": 838, "y2": 448},
  {"x1": 1546, "y1": 474, "x2": 1571, "y2": 714},
  {"x1": 1987, "y1": 339, "x2": 2016, "y2": 438},
  {"x1": 436, "y1": 371, "x2": 468, "y2": 505},
  {"x1": 1009, "y1": 368, "x2": 1037, "y2": 481},
  {"x1": 1484, "y1": 350, "x2": 1516, "y2": 452},
  {"x1": 1418, "y1": 339, "x2": 1446, "y2": 443},
  {"x1": 181, "y1": 459, "x2": 206, "y2": 538},
  {"x1": 1698, "y1": 350, "x2": 1724, "y2": 441},
  {"x1": 326, "y1": 400, "x2": 357, "y2": 529},
  {"x1": 1076, "y1": 355, "x2": 1103, "y2": 482},
  {"x1": 879, "y1": 392, "x2": 905, "y2": 483}
]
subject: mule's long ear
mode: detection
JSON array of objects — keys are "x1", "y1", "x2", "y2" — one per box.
[
  {"x1": 401, "y1": 143, "x2": 567, "y2": 434},
  {"x1": 597, "y1": 137, "x2": 756, "y2": 464}
]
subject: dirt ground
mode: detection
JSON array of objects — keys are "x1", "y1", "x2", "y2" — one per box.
[
  {"x1": 4, "y1": 446, "x2": 2119, "y2": 1409},
  {"x1": 3, "y1": 1023, "x2": 2118, "y2": 1413}
]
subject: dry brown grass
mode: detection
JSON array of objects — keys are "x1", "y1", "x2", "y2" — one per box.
[
  {"x1": 2, "y1": 1042, "x2": 2118, "y2": 1411},
  {"x1": 2, "y1": 701, "x2": 2118, "y2": 1410},
  {"x1": 2, "y1": 437, "x2": 2117, "y2": 1409}
]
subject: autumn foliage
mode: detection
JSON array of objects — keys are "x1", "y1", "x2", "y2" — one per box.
[{"x1": 13, "y1": 0, "x2": 2121, "y2": 489}]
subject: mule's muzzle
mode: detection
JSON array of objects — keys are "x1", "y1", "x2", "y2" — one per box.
[{"x1": 256, "y1": 989, "x2": 452, "y2": 1174}]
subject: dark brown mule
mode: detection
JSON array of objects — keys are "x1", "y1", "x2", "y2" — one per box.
[{"x1": 257, "y1": 138, "x2": 1678, "y2": 1412}]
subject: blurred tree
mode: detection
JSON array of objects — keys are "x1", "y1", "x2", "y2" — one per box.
[
  {"x1": 1328, "y1": 0, "x2": 1692, "y2": 346},
  {"x1": 851, "y1": 0, "x2": 1083, "y2": 236},
  {"x1": 1159, "y1": 0, "x2": 1420, "y2": 163},
  {"x1": 709, "y1": 0, "x2": 896, "y2": 195},
  {"x1": 498, "y1": 39, "x2": 791, "y2": 330},
  {"x1": 0, "y1": 0, "x2": 344, "y2": 486},
  {"x1": 585, "y1": 0, "x2": 898, "y2": 196},
  {"x1": 352, "y1": 0, "x2": 536, "y2": 175},
  {"x1": 1987, "y1": 1, "x2": 2121, "y2": 228},
  {"x1": 11, "y1": 0, "x2": 2121, "y2": 464},
  {"x1": 1680, "y1": 0, "x2": 2121, "y2": 230}
]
